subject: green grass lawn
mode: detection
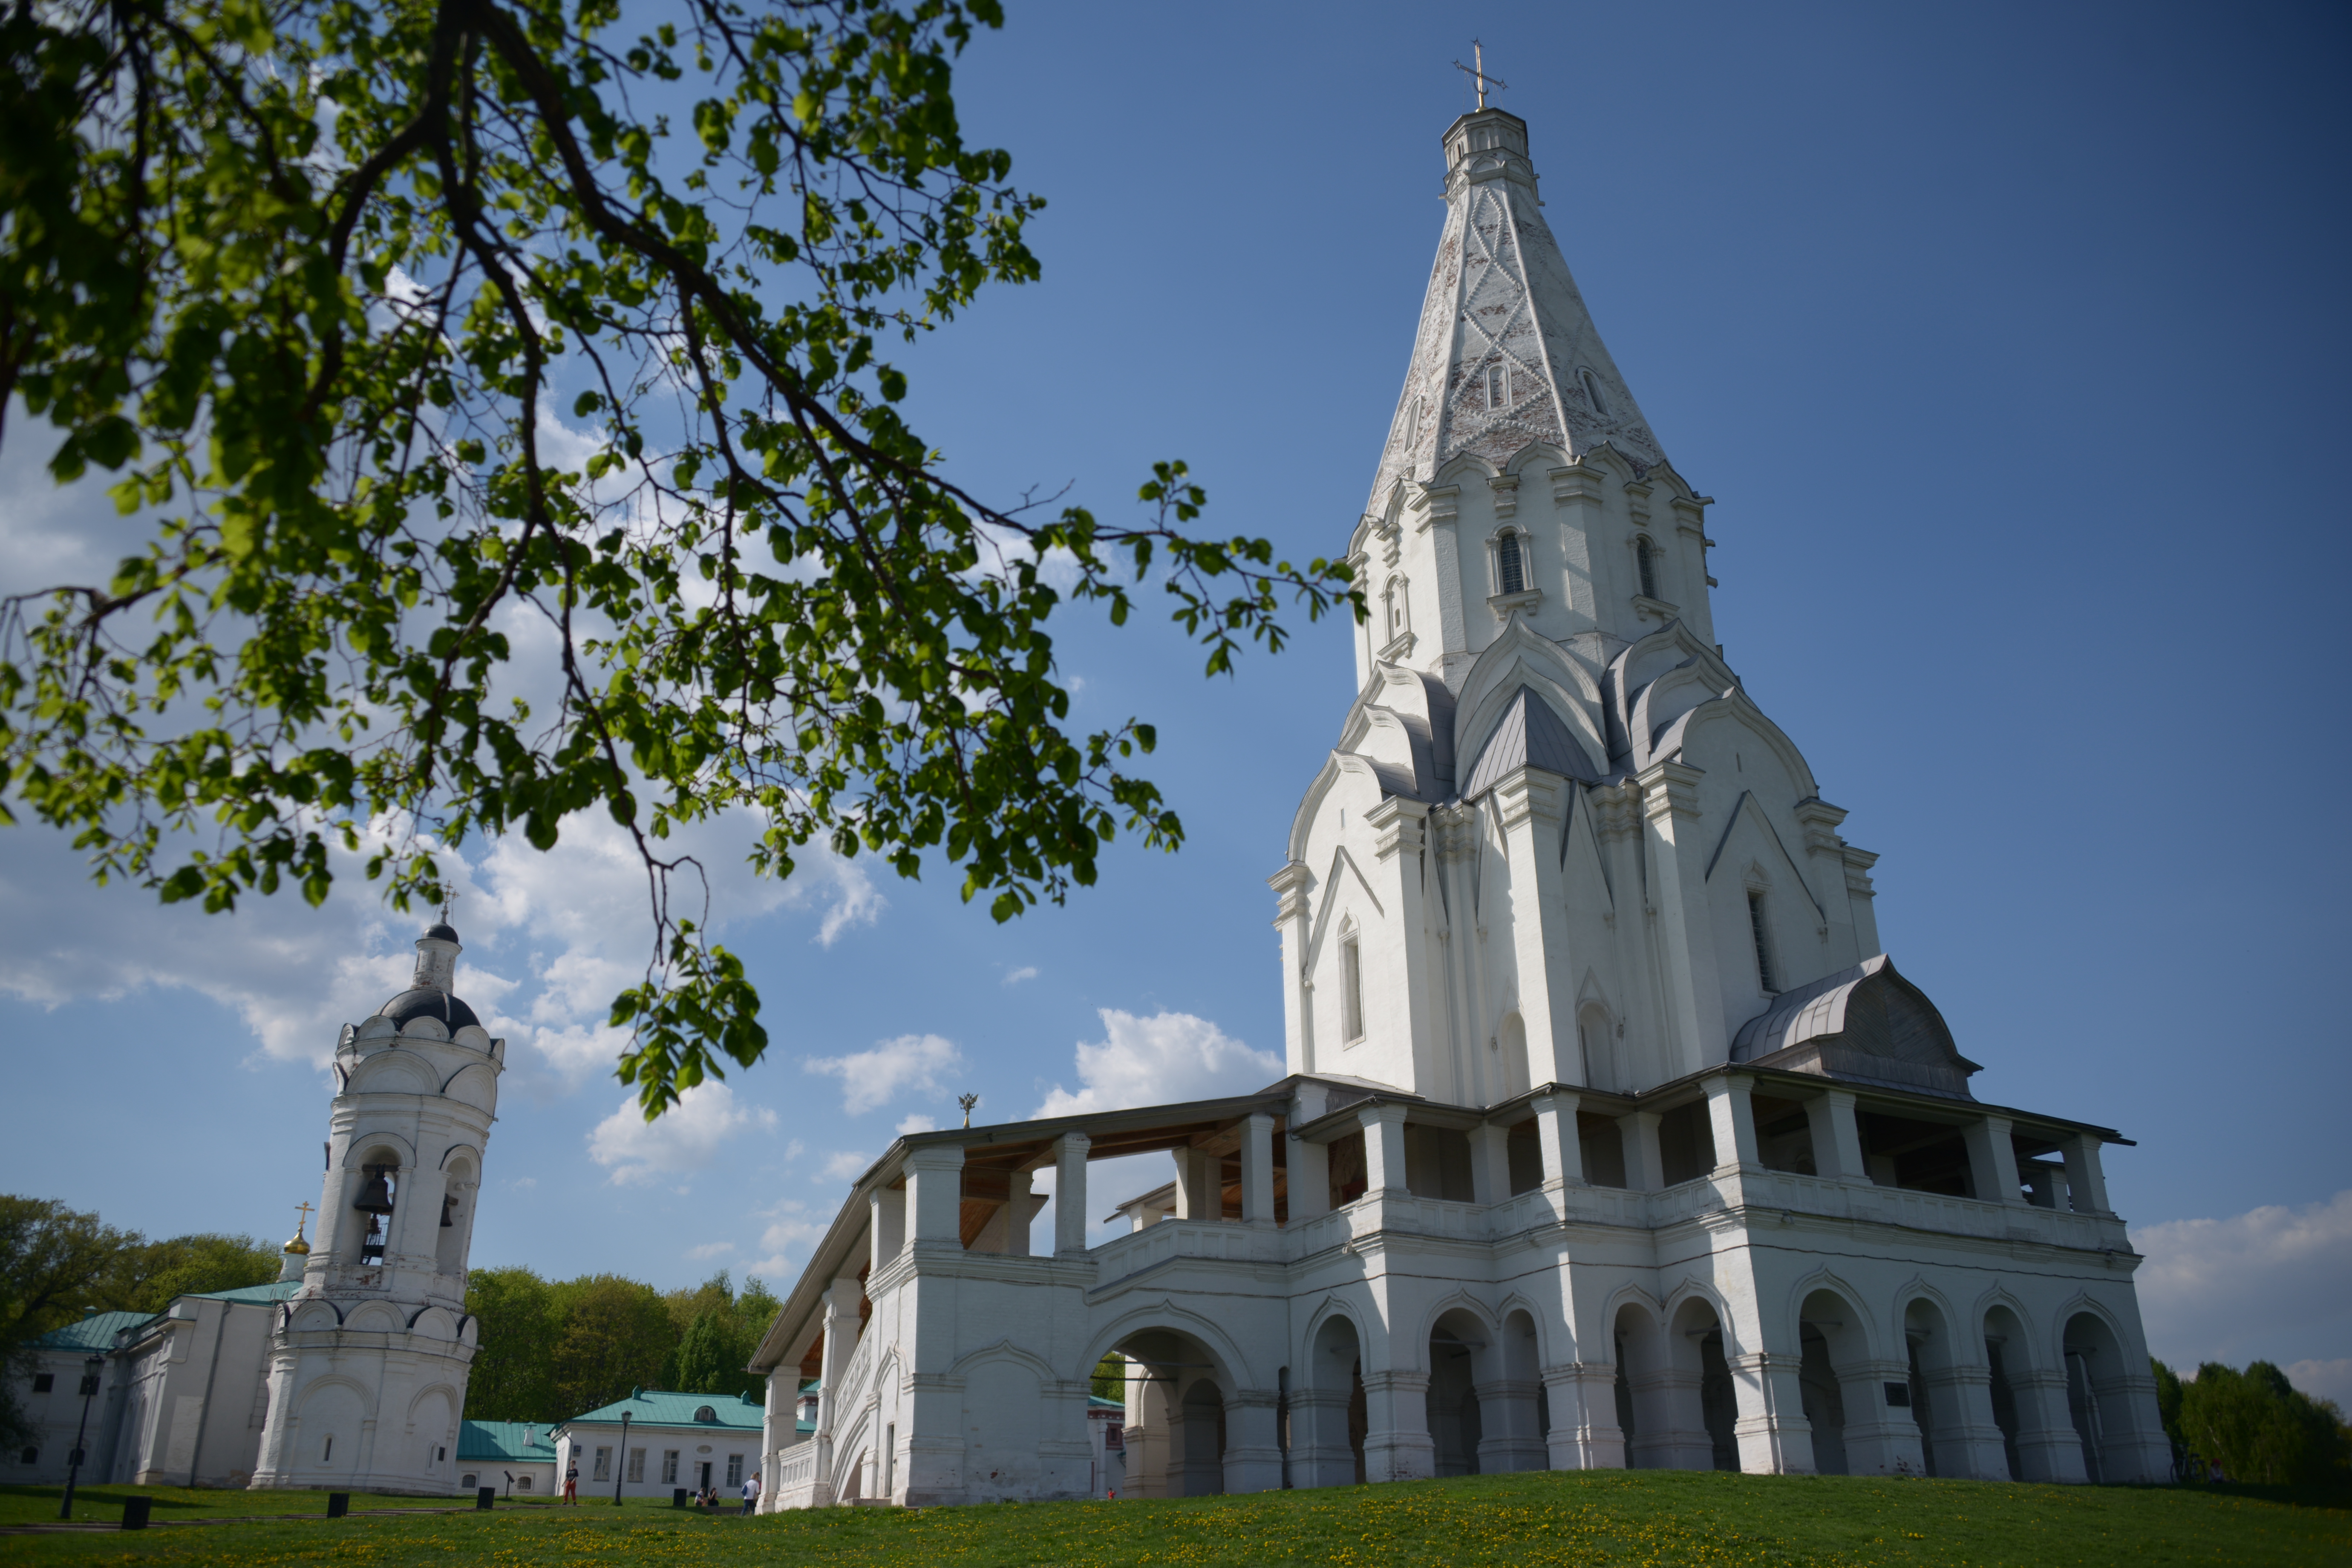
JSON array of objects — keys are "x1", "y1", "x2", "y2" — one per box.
[
  {"x1": 3, "y1": 1470, "x2": 2345, "y2": 1567},
  {"x1": 0, "y1": 1484, "x2": 510, "y2": 1527}
]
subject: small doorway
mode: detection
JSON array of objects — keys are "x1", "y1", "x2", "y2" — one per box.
[{"x1": 697, "y1": 1460, "x2": 712, "y2": 1490}]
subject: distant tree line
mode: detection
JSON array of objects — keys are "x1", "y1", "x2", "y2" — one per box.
[
  {"x1": 462, "y1": 1268, "x2": 780, "y2": 1421},
  {"x1": 2154, "y1": 1358, "x2": 2351, "y2": 1488}
]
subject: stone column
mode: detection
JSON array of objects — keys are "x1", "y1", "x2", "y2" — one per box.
[
  {"x1": 1054, "y1": 1133, "x2": 1091, "y2": 1255},
  {"x1": 1360, "y1": 1104, "x2": 1409, "y2": 1195},
  {"x1": 1171, "y1": 1146, "x2": 1220, "y2": 1221},
  {"x1": 813, "y1": 1276, "x2": 862, "y2": 1505},
  {"x1": 1805, "y1": 1089, "x2": 1866, "y2": 1181},
  {"x1": 1728, "y1": 1350, "x2": 1816, "y2": 1474},
  {"x1": 1492, "y1": 768, "x2": 1579, "y2": 1083},
  {"x1": 1704, "y1": 1075, "x2": 1760, "y2": 1173},
  {"x1": 1473, "y1": 1374, "x2": 1546, "y2": 1473},
  {"x1": 1287, "y1": 1134, "x2": 1331, "y2": 1222},
  {"x1": 1836, "y1": 1361, "x2": 1926, "y2": 1476},
  {"x1": 1962, "y1": 1115, "x2": 2023, "y2": 1205},
  {"x1": 869, "y1": 1185, "x2": 905, "y2": 1274},
  {"x1": 1223, "y1": 1390, "x2": 1284, "y2": 1493},
  {"x1": 1531, "y1": 1091, "x2": 1582, "y2": 1185},
  {"x1": 2009, "y1": 1366, "x2": 2090, "y2": 1483},
  {"x1": 1240, "y1": 1113, "x2": 1277, "y2": 1226},
  {"x1": 1542, "y1": 1363, "x2": 1626, "y2": 1469},
  {"x1": 760, "y1": 1367, "x2": 791, "y2": 1510},
  {"x1": 2060, "y1": 1133, "x2": 2111, "y2": 1214},
  {"x1": 1920, "y1": 1360, "x2": 2012, "y2": 1480},
  {"x1": 1269, "y1": 862, "x2": 1315, "y2": 1075},
  {"x1": 1468, "y1": 1122, "x2": 1513, "y2": 1206},
  {"x1": 1287, "y1": 1384, "x2": 1355, "y2": 1487},
  {"x1": 1636, "y1": 760, "x2": 1730, "y2": 1076},
  {"x1": 1360, "y1": 1369, "x2": 1434, "y2": 1482},
  {"x1": 1001, "y1": 1172, "x2": 1039, "y2": 1256},
  {"x1": 905, "y1": 1145, "x2": 965, "y2": 1247},
  {"x1": 1617, "y1": 1110, "x2": 1663, "y2": 1192}
]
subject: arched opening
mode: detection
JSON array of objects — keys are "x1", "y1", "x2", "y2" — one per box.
[
  {"x1": 1982, "y1": 1306, "x2": 2028, "y2": 1481},
  {"x1": 2059, "y1": 1311, "x2": 2160, "y2": 1484},
  {"x1": 352, "y1": 1146, "x2": 403, "y2": 1265},
  {"x1": 1635, "y1": 536, "x2": 1660, "y2": 601},
  {"x1": 1493, "y1": 1309, "x2": 1548, "y2": 1473},
  {"x1": 1904, "y1": 1298, "x2": 1975, "y2": 1478},
  {"x1": 1426, "y1": 1309, "x2": 1486, "y2": 1477},
  {"x1": 1498, "y1": 1012, "x2": 1531, "y2": 1101},
  {"x1": 1105, "y1": 1327, "x2": 1238, "y2": 1499},
  {"x1": 1581, "y1": 367, "x2": 1610, "y2": 418},
  {"x1": 1611, "y1": 1303, "x2": 1655, "y2": 1467},
  {"x1": 435, "y1": 1159, "x2": 474, "y2": 1275},
  {"x1": 1576, "y1": 1003, "x2": 1614, "y2": 1092},
  {"x1": 1300, "y1": 1314, "x2": 1367, "y2": 1488},
  {"x1": 1797, "y1": 1299, "x2": 1851, "y2": 1476}
]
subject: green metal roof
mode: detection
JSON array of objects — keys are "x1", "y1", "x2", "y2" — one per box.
[
  {"x1": 557, "y1": 1388, "x2": 765, "y2": 1431},
  {"x1": 457, "y1": 1420, "x2": 562, "y2": 1463},
  {"x1": 29, "y1": 1311, "x2": 151, "y2": 1353},
  {"x1": 185, "y1": 1280, "x2": 303, "y2": 1306}
]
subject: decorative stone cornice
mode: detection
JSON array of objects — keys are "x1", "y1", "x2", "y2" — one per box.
[
  {"x1": 1489, "y1": 472, "x2": 1522, "y2": 519},
  {"x1": 1841, "y1": 846, "x2": 1879, "y2": 898},
  {"x1": 1365, "y1": 797, "x2": 1429, "y2": 860},
  {"x1": 1417, "y1": 482, "x2": 1461, "y2": 531},
  {"x1": 1623, "y1": 480, "x2": 1652, "y2": 523},
  {"x1": 1493, "y1": 766, "x2": 1563, "y2": 829},
  {"x1": 1431, "y1": 803, "x2": 1482, "y2": 863},
  {"x1": 1591, "y1": 779, "x2": 1643, "y2": 842},
  {"x1": 1549, "y1": 463, "x2": 1608, "y2": 508},
  {"x1": 1488, "y1": 587, "x2": 1543, "y2": 617},
  {"x1": 1631, "y1": 594, "x2": 1680, "y2": 623},
  {"x1": 1637, "y1": 760, "x2": 1705, "y2": 823},
  {"x1": 1267, "y1": 860, "x2": 1313, "y2": 923},
  {"x1": 1792, "y1": 798, "x2": 1849, "y2": 857}
]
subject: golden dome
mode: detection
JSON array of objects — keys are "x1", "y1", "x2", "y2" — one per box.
[{"x1": 282, "y1": 1233, "x2": 311, "y2": 1255}]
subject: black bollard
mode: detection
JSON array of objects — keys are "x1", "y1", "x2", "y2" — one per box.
[
  {"x1": 326, "y1": 1492, "x2": 350, "y2": 1519},
  {"x1": 672, "y1": 1487, "x2": 689, "y2": 1508},
  {"x1": 120, "y1": 1497, "x2": 152, "y2": 1531},
  {"x1": 477, "y1": 1486, "x2": 496, "y2": 1510}
]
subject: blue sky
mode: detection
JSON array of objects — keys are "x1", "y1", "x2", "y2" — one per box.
[{"x1": 2, "y1": 2, "x2": 2346, "y2": 1395}]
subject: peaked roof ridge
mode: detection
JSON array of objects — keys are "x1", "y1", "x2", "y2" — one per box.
[
  {"x1": 1366, "y1": 108, "x2": 1667, "y2": 516},
  {"x1": 1461, "y1": 685, "x2": 1600, "y2": 799}
]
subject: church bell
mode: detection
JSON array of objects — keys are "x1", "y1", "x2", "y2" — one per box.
[
  {"x1": 353, "y1": 1165, "x2": 395, "y2": 1215},
  {"x1": 440, "y1": 1195, "x2": 457, "y2": 1228}
]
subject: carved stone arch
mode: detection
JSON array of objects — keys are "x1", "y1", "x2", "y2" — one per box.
[
  {"x1": 1305, "y1": 844, "x2": 1384, "y2": 978},
  {"x1": 1680, "y1": 695, "x2": 1823, "y2": 802},
  {"x1": 1412, "y1": 1288, "x2": 1500, "y2": 1363},
  {"x1": 946, "y1": 1337, "x2": 1066, "y2": 1388},
  {"x1": 1501, "y1": 438, "x2": 1572, "y2": 480},
  {"x1": 1660, "y1": 1278, "x2": 1738, "y2": 1351},
  {"x1": 1597, "y1": 1282, "x2": 1665, "y2": 1356},
  {"x1": 437, "y1": 1142, "x2": 484, "y2": 1171},
  {"x1": 439, "y1": 1062, "x2": 498, "y2": 1109},
  {"x1": 1890, "y1": 1274, "x2": 1963, "y2": 1337},
  {"x1": 1607, "y1": 617, "x2": 1733, "y2": 715},
  {"x1": 346, "y1": 1051, "x2": 437, "y2": 1098},
  {"x1": 407, "y1": 1305, "x2": 462, "y2": 1339},
  {"x1": 406, "y1": 1380, "x2": 464, "y2": 1429},
  {"x1": 1492, "y1": 1288, "x2": 1562, "y2": 1364},
  {"x1": 288, "y1": 1300, "x2": 345, "y2": 1332},
  {"x1": 342, "y1": 1130, "x2": 419, "y2": 1170},
  {"x1": 1457, "y1": 616, "x2": 1605, "y2": 754},
  {"x1": 346, "y1": 1301, "x2": 405, "y2": 1333},
  {"x1": 1287, "y1": 753, "x2": 1347, "y2": 863},
  {"x1": 1078, "y1": 1300, "x2": 1262, "y2": 1396},
  {"x1": 1784, "y1": 1269, "x2": 1879, "y2": 1360},
  {"x1": 1300, "y1": 1293, "x2": 1370, "y2": 1361},
  {"x1": 1433, "y1": 449, "x2": 1503, "y2": 487},
  {"x1": 1970, "y1": 1286, "x2": 2042, "y2": 1370},
  {"x1": 2047, "y1": 1291, "x2": 2136, "y2": 1368},
  {"x1": 296, "y1": 1372, "x2": 375, "y2": 1406}
]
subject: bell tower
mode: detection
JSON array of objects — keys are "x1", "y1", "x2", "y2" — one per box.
[{"x1": 248, "y1": 921, "x2": 504, "y2": 1494}]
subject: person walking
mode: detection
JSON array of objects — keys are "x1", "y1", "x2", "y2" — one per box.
[
  {"x1": 562, "y1": 1459, "x2": 579, "y2": 1505},
  {"x1": 740, "y1": 1469, "x2": 759, "y2": 1516}
]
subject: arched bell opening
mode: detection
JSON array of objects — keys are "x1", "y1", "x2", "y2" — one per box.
[
  {"x1": 1982, "y1": 1305, "x2": 2029, "y2": 1480},
  {"x1": 351, "y1": 1146, "x2": 403, "y2": 1265},
  {"x1": 435, "y1": 1158, "x2": 476, "y2": 1275}
]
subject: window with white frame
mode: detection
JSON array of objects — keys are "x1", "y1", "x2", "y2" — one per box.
[
  {"x1": 1383, "y1": 577, "x2": 1408, "y2": 641},
  {"x1": 726, "y1": 1454, "x2": 745, "y2": 1488},
  {"x1": 1496, "y1": 530, "x2": 1527, "y2": 596},
  {"x1": 593, "y1": 1446, "x2": 612, "y2": 1481},
  {"x1": 662, "y1": 1450, "x2": 680, "y2": 1484},
  {"x1": 626, "y1": 1447, "x2": 646, "y2": 1482}
]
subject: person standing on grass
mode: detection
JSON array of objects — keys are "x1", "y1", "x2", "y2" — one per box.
[
  {"x1": 562, "y1": 1460, "x2": 579, "y2": 1504},
  {"x1": 740, "y1": 1469, "x2": 759, "y2": 1516}
]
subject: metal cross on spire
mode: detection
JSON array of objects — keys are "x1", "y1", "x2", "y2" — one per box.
[
  {"x1": 1454, "y1": 39, "x2": 1508, "y2": 109},
  {"x1": 292, "y1": 1200, "x2": 315, "y2": 1236}
]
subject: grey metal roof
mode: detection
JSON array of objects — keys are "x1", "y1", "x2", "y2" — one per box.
[
  {"x1": 1460, "y1": 686, "x2": 1600, "y2": 798},
  {"x1": 380, "y1": 986, "x2": 482, "y2": 1032}
]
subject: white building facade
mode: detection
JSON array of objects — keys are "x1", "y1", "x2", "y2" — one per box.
[{"x1": 748, "y1": 105, "x2": 2170, "y2": 1508}]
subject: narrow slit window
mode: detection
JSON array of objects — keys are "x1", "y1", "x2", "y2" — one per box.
[
  {"x1": 321, "y1": 1435, "x2": 333, "y2": 1462},
  {"x1": 1748, "y1": 891, "x2": 1777, "y2": 994},
  {"x1": 1497, "y1": 532, "x2": 1526, "y2": 595},
  {"x1": 1582, "y1": 368, "x2": 1610, "y2": 417},
  {"x1": 1487, "y1": 364, "x2": 1509, "y2": 409},
  {"x1": 1341, "y1": 937, "x2": 1366, "y2": 1042},
  {"x1": 1636, "y1": 537, "x2": 1659, "y2": 601}
]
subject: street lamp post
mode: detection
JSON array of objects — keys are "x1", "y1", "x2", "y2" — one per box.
[{"x1": 58, "y1": 1352, "x2": 105, "y2": 1520}]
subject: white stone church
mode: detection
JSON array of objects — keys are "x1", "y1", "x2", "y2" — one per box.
[{"x1": 747, "y1": 104, "x2": 2172, "y2": 1507}]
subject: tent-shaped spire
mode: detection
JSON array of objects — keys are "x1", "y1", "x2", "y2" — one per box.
[{"x1": 1367, "y1": 108, "x2": 1666, "y2": 516}]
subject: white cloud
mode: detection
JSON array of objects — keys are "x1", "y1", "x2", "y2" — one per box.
[
  {"x1": 1002, "y1": 966, "x2": 1039, "y2": 986},
  {"x1": 896, "y1": 1113, "x2": 938, "y2": 1135},
  {"x1": 804, "y1": 1032, "x2": 962, "y2": 1116},
  {"x1": 1032, "y1": 1009, "x2": 1281, "y2": 1118},
  {"x1": 745, "y1": 1200, "x2": 828, "y2": 1278},
  {"x1": 819, "y1": 1150, "x2": 871, "y2": 1183},
  {"x1": 2132, "y1": 1189, "x2": 2352, "y2": 1374},
  {"x1": 686, "y1": 1240, "x2": 736, "y2": 1260},
  {"x1": 2284, "y1": 1359, "x2": 2352, "y2": 1407},
  {"x1": 587, "y1": 1083, "x2": 777, "y2": 1185}
]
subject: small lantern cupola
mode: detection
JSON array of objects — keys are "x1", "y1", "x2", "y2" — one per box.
[{"x1": 412, "y1": 922, "x2": 462, "y2": 993}]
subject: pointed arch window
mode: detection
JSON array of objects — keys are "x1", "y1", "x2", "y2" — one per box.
[
  {"x1": 1496, "y1": 531, "x2": 1527, "y2": 596},
  {"x1": 1340, "y1": 929, "x2": 1366, "y2": 1043},
  {"x1": 1383, "y1": 577, "x2": 1409, "y2": 642},
  {"x1": 1747, "y1": 890, "x2": 1778, "y2": 995},
  {"x1": 1635, "y1": 536, "x2": 1660, "y2": 602},
  {"x1": 1581, "y1": 368, "x2": 1610, "y2": 418}
]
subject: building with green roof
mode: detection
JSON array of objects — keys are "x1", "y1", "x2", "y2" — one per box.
[
  {"x1": 553, "y1": 1388, "x2": 769, "y2": 1499},
  {"x1": 455, "y1": 1420, "x2": 561, "y2": 1496}
]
